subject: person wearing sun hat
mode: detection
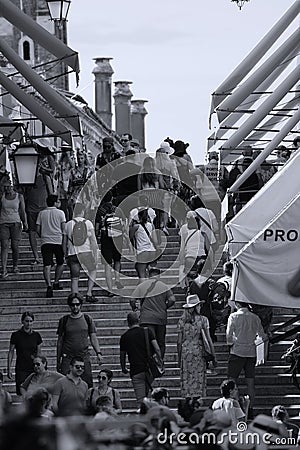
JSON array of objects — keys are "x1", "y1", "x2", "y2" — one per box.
[{"x1": 177, "y1": 294, "x2": 217, "y2": 400}]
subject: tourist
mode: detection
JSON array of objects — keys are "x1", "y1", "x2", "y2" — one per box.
[
  {"x1": 131, "y1": 267, "x2": 175, "y2": 359},
  {"x1": 177, "y1": 294, "x2": 216, "y2": 401},
  {"x1": 0, "y1": 178, "x2": 27, "y2": 277},
  {"x1": 226, "y1": 300, "x2": 267, "y2": 419},
  {"x1": 211, "y1": 379, "x2": 249, "y2": 425},
  {"x1": 86, "y1": 369, "x2": 122, "y2": 415},
  {"x1": 56, "y1": 293, "x2": 103, "y2": 388},
  {"x1": 120, "y1": 312, "x2": 162, "y2": 408},
  {"x1": 63, "y1": 202, "x2": 98, "y2": 302},
  {"x1": 20, "y1": 355, "x2": 63, "y2": 398},
  {"x1": 52, "y1": 357, "x2": 88, "y2": 416},
  {"x1": 36, "y1": 194, "x2": 66, "y2": 298},
  {"x1": 129, "y1": 208, "x2": 159, "y2": 281},
  {"x1": 7, "y1": 311, "x2": 42, "y2": 395}
]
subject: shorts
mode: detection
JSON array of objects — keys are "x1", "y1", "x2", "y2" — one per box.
[
  {"x1": 66, "y1": 252, "x2": 96, "y2": 278},
  {"x1": 101, "y1": 236, "x2": 123, "y2": 265},
  {"x1": 26, "y1": 210, "x2": 40, "y2": 232},
  {"x1": 41, "y1": 244, "x2": 64, "y2": 266},
  {"x1": 0, "y1": 222, "x2": 22, "y2": 241},
  {"x1": 228, "y1": 354, "x2": 256, "y2": 379}
]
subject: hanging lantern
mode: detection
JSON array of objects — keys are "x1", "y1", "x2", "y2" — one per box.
[
  {"x1": 12, "y1": 143, "x2": 39, "y2": 185},
  {"x1": 46, "y1": 0, "x2": 71, "y2": 22},
  {"x1": 231, "y1": 0, "x2": 250, "y2": 10}
]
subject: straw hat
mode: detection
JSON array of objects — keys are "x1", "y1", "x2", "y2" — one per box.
[{"x1": 182, "y1": 294, "x2": 203, "y2": 309}]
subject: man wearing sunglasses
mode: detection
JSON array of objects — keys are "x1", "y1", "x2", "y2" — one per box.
[
  {"x1": 52, "y1": 356, "x2": 88, "y2": 416},
  {"x1": 56, "y1": 293, "x2": 103, "y2": 388}
]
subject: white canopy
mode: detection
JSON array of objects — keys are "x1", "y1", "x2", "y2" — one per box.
[
  {"x1": 231, "y1": 193, "x2": 300, "y2": 308},
  {"x1": 226, "y1": 150, "x2": 300, "y2": 258}
]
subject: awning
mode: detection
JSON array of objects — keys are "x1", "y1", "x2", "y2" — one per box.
[
  {"x1": 0, "y1": 0, "x2": 79, "y2": 84},
  {"x1": 226, "y1": 150, "x2": 300, "y2": 258},
  {"x1": 0, "y1": 70, "x2": 72, "y2": 145},
  {"x1": 0, "y1": 37, "x2": 81, "y2": 133},
  {"x1": 232, "y1": 193, "x2": 300, "y2": 308}
]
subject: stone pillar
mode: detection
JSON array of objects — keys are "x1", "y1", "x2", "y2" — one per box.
[
  {"x1": 113, "y1": 81, "x2": 133, "y2": 136},
  {"x1": 131, "y1": 100, "x2": 148, "y2": 151},
  {"x1": 92, "y1": 57, "x2": 114, "y2": 129}
]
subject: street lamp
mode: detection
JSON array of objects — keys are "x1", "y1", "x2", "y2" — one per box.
[
  {"x1": 231, "y1": 0, "x2": 250, "y2": 10},
  {"x1": 46, "y1": 0, "x2": 71, "y2": 22},
  {"x1": 12, "y1": 142, "x2": 39, "y2": 185}
]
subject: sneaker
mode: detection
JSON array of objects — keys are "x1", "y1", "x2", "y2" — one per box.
[
  {"x1": 46, "y1": 286, "x2": 53, "y2": 298},
  {"x1": 53, "y1": 282, "x2": 63, "y2": 290},
  {"x1": 207, "y1": 368, "x2": 218, "y2": 376},
  {"x1": 115, "y1": 281, "x2": 124, "y2": 289},
  {"x1": 86, "y1": 294, "x2": 98, "y2": 303},
  {"x1": 1, "y1": 272, "x2": 8, "y2": 279},
  {"x1": 102, "y1": 290, "x2": 115, "y2": 298},
  {"x1": 12, "y1": 267, "x2": 20, "y2": 273}
]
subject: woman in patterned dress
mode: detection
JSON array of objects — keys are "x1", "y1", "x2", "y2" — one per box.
[{"x1": 177, "y1": 294, "x2": 216, "y2": 400}]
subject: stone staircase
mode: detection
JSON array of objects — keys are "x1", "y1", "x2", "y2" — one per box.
[{"x1": 0, "y1": 229, "x2": 300, "y2": 420}]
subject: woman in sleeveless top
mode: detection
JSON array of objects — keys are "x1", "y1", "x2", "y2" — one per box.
[
  {"x1": 86, "y1": 369, "x2": 122, "y2": 415},
  {"x1": 0, "y1": 179, "x2": 27, "y2": 278}
]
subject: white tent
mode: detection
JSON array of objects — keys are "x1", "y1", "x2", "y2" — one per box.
[
  {"x1": 226, "y1": 150, "x2": 300, "y2": 258},
  {"x1": 231, "y1": 193, "x2": 300, "y2": 308}
]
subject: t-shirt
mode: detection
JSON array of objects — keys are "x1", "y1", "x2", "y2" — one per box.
[
  {"x1": 56, "y1": 314, "x2": 96, "y2": 357},
  {"x1": 53, "y1": 375, "x2": 88, "y2": 416},
  {"x1": 36, "y1": 207, "x2": 66, "y2": 245},
  {"x1": 21, "y1": 370, "x2": 64, "y2": 395},
  {"x1": 120, "y1": 326, "x2": 155, "y2": 377},
  {"x1": 64, "y1": 217, "x2": 95, "y2": 256},
  {"x1": 10, "y1": 329, "x2": 42, "y2": 371},
  {"x1": 179, "y1": 225, "x2": 206, "y2": 259},
  {"x1": 132, "y1": 280, "x2": 174, "y2": 325},
  {"x1": 212, "y1": 397, "x2": 244, "y2": 426},
  {"x1": 134, "y1": 223, "x2": 156, "y2": 254}
]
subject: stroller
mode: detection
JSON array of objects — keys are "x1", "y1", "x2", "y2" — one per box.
[{"x1": 281, "y1": 333, "x2": 300, "y2": 389}]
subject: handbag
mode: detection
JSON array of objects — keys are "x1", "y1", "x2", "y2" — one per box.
[
  {"x1": 200, "y1": 327, "x2": 214, "y2": 362},
  {"x1": 144, "y1": 327, "x2": 164, "y2": 379}
]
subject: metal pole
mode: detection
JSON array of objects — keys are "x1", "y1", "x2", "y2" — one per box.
[{"x1": 228, "y1": 106, "x2": 300, "y2": 194}]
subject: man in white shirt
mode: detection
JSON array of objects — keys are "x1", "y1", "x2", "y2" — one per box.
[
  {"x1": 63, "y1": 203, "x2": 98, "y2": 303},
  {"x1": 226, "y1": 301, "x2": 267, "y2": 419},
  {"x1": 36, "y1": 194, "x2": 66, "y2": 298}
]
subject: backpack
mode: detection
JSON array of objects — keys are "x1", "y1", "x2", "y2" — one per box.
[
  {"x1": 71, "y1": 218, "x2": 88, "y2": 246},
  {"x1": 104, "y1": 213, "x2": 123, "y2": 238}
]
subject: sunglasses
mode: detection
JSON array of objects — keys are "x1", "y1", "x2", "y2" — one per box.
[
  {"x1": 33, "y1": 362, "x2": 41, "y2": 366},
  {"x1": 74, "y1": 365, "x2": 84, "y2": 370},
  {"x1": 70, "y1": 303, "x2": 81, "y2": 307},
  {"x1": 99, "y1": 376, "x2": 108, "y2": 381},
  {"x1": 121, "y1": 139, "x2": 129, "y2": 143}
]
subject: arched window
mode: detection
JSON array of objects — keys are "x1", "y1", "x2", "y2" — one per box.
[
  {"x1": 23, "y1": 40, "x2": 30, "y2": 61},
  {"x1": 18, "y1": 37, "x2": 34, "y2": 64}
]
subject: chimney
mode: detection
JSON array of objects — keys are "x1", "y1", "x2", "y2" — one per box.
[
  {"x1": 131, "y1": 99, "x2": 148, "y2": 150},
  {"x1": 113, "y1": 81, "x2": 133, "y2": 136},
  {"x1": 92, "y1": 57, "x2": 114, "y2": 128}
]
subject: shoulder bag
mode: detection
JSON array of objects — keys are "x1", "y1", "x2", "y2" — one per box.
[
  {"x1": 144, "y1": 327, "x2": 164, "y2": 379},
  {"x1": 200, "y1": 324, "x2": 214, "y2": 363}
]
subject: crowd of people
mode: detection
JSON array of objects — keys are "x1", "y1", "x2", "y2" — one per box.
[{"x1": 0, "y1": 133, "x2": 299, "y2": 448}]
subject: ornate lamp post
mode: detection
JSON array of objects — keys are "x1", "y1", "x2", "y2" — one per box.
[{"x1": 231, "y1": 0, "x2": 250, "y2": 10}]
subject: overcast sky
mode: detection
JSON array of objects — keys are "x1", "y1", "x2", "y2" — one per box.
[{"x1": 67, "y1": 0, "x2": 297, "y2": 164}]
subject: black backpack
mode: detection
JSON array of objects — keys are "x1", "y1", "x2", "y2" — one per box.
[{"x1": 71, "y1": 218, "x2": 88, "y2": 246}]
